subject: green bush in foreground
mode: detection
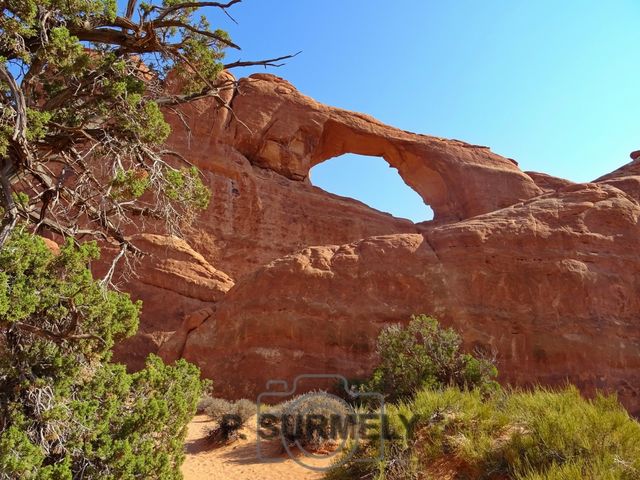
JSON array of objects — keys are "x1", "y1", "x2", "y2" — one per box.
[
  {"x1": 328, "y1": 315, "x2": 640, "y2": 479},
  {"x1": 327, "y1": 386, "x2": 640, "y2": 480},
  {"x1": 367, "y1": 315, "x2": 499, "y2": 402},
  {"x1": 0, "y1": 230, "x2": 204, "y2": 479}
]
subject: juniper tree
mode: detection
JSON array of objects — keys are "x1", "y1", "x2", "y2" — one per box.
[
  {"x1": 0, "y1": 0, "x2": 295, "y2": 275},
  {"x1": 0, "y1": 2, "x2": 293, "y2": 477},
  {"x1": 0, "y1": 228, "x2": 205, "y2": 478}
]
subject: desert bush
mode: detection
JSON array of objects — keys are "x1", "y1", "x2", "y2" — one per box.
[
  {"x1": 197, "y1": 394, "x2": 216, "y2": 414},
  {"x1": 503, "y1": 388, "x2": 640, "y2": 478},
  {"x1": 328, "y1": 385, "x2": 640, "y2": 480},
  {"x1": 201, "y1": 397, "x2": 256, "y2": 423},
  {"x1": 276, "y1": 391, "x2": 352, "y2": 450},
  {"x1": 200, "y1": 397, "x2": 256, "y2": 443},
  {"x1": 325, "y1": 440, "x2": 417, "y2": 480},
  {"x1": 200, "y1": 396, "x2": 233, "y2": 419},
  {"x1": 367, "y1": 314, "x2": 498, "y2": 402},
  {"x1": 235, "y1": 398, "x2": 257, "y2": 423},
  {"x1": 327, "y1": 318, "x2": 639, "y2": 480}
]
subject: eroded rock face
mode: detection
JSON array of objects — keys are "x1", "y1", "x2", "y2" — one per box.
[
  {"x1": 594, "y1": 153, "x2": 640, "y2": 204},
  {"x1": 108, "y1": 73, "x2": 639, "y2": 413},
  {"x1": 166, "y1": 183, "x2": 640, "y2": 412},
  {"x1": 104, "y1": 234, "x2": 234, "y2": 368},
  {"x1": 525, "y1": 171, "x2": 574, "y2": 192}
]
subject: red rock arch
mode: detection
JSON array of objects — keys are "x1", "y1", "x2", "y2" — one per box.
[
  {"x1": 220, "y1": 74, "x2": 542, "y2": 222},
  {"x1": 311, "y1": 119, "x2": 448, "y2": 220}
]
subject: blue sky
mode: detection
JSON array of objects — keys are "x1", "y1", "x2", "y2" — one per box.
[{"x1": 192, "y1": 1, "x2": 638, "y2": 221}]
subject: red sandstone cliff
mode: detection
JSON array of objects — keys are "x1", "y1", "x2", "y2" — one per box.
[{"x1": 107, "y1": 73, "x2": 639, "y2": 413}]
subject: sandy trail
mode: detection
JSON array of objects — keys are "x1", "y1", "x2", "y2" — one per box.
[{"x1": 182, "y1": 415, "x2": 330, "y2": 480}]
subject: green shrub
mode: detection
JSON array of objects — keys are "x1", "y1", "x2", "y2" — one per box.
[
  {"x1": 503, "y1": 388, "x2": 640, "y2": 479},
  {"x1": 0, "y1": 230, "x2": 204, "y2": 479},
  {"x1": 367, "y1": 315, "x2": 498, "y2": 402},
  {"x1": 329, "y1": 317, "x2": 640, "y2": 479},
  {"x1": 329, "y1": 386, "x2": 640, "y2": 480}
]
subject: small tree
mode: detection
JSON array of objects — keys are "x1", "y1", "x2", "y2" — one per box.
[
  {"x1": 0, "y1": 229, "x2": 204, "y2": 478},
  {"x1": 0, "y1": 0, "x2": 295, "y2": 280},
  {"x1": 368, "y1": 315, "x2": 498, "y2": 402}
]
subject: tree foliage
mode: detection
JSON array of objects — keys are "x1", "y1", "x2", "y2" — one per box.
[
  {"x1": 0, "y1": 229, "x2": 204, "y2": 479},
  {"x1": 0, "y1": 0, "x2": 294, "y2": 272},
  {"x1": 368, "y1": 315, "x2": 498, "y2": 402},
  {"x1": 0, "y1": 2, "x2": 294, "y2": 477}
]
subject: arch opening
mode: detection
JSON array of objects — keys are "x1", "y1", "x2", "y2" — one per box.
[{"x1": 309, "y1": 154, "x2": 434, "y2": 222}]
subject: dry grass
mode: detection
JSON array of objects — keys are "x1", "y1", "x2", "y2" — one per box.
[{"x1": 326, "y1": 386, "x2": 640, "y2": 479}]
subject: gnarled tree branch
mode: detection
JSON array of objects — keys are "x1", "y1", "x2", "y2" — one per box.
[{"x1": 223, "y1": 51, "x2": 301, "y2": 69}]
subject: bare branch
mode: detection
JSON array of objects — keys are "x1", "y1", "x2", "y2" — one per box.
[
  {"x1": 100, "y1": 244, "x2": 127, "y2": 288},
  {"x1": 13, "y1": 321, "x2": 106, "y2": 346},
  {"x1": 0, "y1": 64, "x2": 27, "y2": 143},
  {"x1": 125, "y1": 0, "x2": 138, "y2": 19},
  {"x1": 221, "y1": 6, "x2": 239, "y2": 24},
  {"x1": 155, "y1": 87, "x2": 225, "y2": 106},
  {"x1": 154, "y1": 0, "x2": 242, "y2": 23},
  {"x1": 152, "y1": 20, "x2": 241, "y2": 50},
  {"x1": 0, "y1": 169, "x2": 18, "y2": 247},
  {"x1": 223, "y1": 51, "x2": 301, "y2": 69},
  {"x1": 69, "y1": 27, "x2": 137, "y2": 50}
]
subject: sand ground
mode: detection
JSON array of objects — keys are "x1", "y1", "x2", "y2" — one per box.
[{"x1": 182, "y1": 415, "x2": 332, "y2": 480}]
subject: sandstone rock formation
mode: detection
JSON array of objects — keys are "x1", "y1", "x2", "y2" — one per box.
[
  {"x1": 162, "y1": 182, "x2": 640, "y2": 412},
  {"x1": 168, "y1": 73, "x2": 542, "y2": 223},
  {"x1": 108, "y1": 73, "x2": 639, "y2": 413},
  {"x1": 107, "y1": 234, "x2": 234, "y2": 368},
  {"x1": 594, "y1": 152, "x2": 640, "y2": 204}
]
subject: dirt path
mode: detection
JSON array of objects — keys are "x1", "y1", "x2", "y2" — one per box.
[{"x1": 182, "y1": 415, "x2": 329, "y2": 480}]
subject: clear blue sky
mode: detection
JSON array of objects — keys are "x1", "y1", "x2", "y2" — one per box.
[{"x1": 199, "y1": 1, "x2": 639, "y2": 221}]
